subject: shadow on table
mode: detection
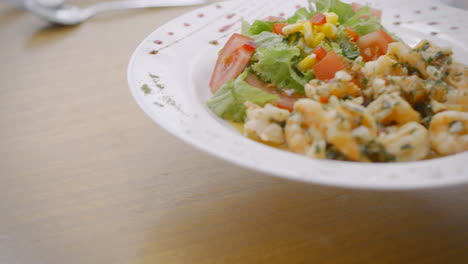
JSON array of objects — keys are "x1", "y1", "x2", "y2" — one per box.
[
  {"x1": 140, "y1": 178, "x2": 468, "y2": 263},
  {"x1": 0, "y1": 4, "x2": 26, "y2": 29}
]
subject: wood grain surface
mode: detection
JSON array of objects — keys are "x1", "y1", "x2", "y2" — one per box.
[{"x1": 1, "y1": 1, "x2": 468, "y2": 263}]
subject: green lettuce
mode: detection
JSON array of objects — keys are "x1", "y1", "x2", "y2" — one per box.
[
  {"x1": 334, "y1": 31, "x2": 361, "y2": 60},
  {"x1": 251, "y1": 35, "x2": 309, "y2": 93},
  {"x1": 313, "y1": 0, "x2": 355, "y2": 24},
  {"x1": 288, "y1": 7, "x2": 313, "y2": 24},
  {"x1": 251, "y1": 31, "x2": 285, "y2": 48},
  {"x1": 207, "y1": 70, "x2": 278, "y2": 122},
  {"x1": 313, "y1": 0, "x2": 382, "y2": 35},
  {"x1": 242, "y1": 20, "x2": 281, "y2": 36},
  {"x1": 342, "y1": 5, "x2": 382, "y2": 35},
  {"x1": 349, "y1": 17, "x2": 382, "y2": 35}
]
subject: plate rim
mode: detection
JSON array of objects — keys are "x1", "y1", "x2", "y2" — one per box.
[{"x1": 127, "y1": 0, "x2": 468, "y2": 190}]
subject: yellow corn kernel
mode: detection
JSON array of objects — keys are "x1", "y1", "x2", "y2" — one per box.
[
  {"x1": 313, "y1": 24, "x2": 323, "y2": 33},
  {"x1": 322, "y1": 23, "x2": 337, "y2": 39},
  {"x1": 324, "y1": 12, "x2": 339, "y2": 24},
  {"x1": 302, "y1": 21, "x2": 314, "y2": 47},
  {"x1": 282, "y1": 23, "x2": 304, "y2": 35},
  {"x1": 311, "y1": 32, "x2": 325, "y2": 47},
  {"x1": 297, "y1": 54, "x2": 317, "y2": 72}
]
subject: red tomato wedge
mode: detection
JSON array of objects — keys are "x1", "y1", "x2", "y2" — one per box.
[
  {"x1": 209, "y1": 33, "x2": 256, "y2": 93},
  {"x1": 244, "y1": 73, "x2": 301, "y2": 111},
  {"x1": 345, "y1": 27, "x2": 359, "y2": 42},
  {"x1": 313, "y1": 51, "x2": 346, "y2": 81},
  {"x1": 310, "y1": 13, "x2": 326, "y2": 25},
  {"x1": 356, "y1": 30, "x2": 394, "y2": 62},
  {"x1": 351, "y1": 2, "x2": 382, "y2": 19},
  {"x1": 312, "y1": 46, "x2": 327, "y2": 61},
  {"x1": 273, "y1": 23, "x2": 288, "y2": 36}
]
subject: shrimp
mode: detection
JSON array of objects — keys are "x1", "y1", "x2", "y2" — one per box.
[
  {"x1": 305, "y1": 71, "x2": 361, "y2": 101},
  {"x1": 244, "y1": 102, "x2": 290, "y2": 144},
  {"x1": 424, "y1": 79, "x2": 449, "y2": 102},
  {"x1": 377, "y1": 122, "x2": 430, "y2": 162},
  {"x1": 284, "y1": 99, "x2": 327, "y2": 158},
  {"x1": 386, "y1": 42, "x2": 428, "y2": 78},
  {"x1": 367, "y1": 93, "x2": 421, "y2": 126},
  {"x1": 446, "y1": 88, "x2": 468, "y2": 112},
  {"x1": 361, "y1": 55, "x2": 408, "y2": 78},
  {"x1": 325, "y1": 99, "x2": 377, "y2": 161},
  {"x1": 369, "y1": 75, "x2": 428, "y2": 105},
  {"x1": 429, "y1": 111, "x2": 468, "y2": 155},
  {"x1": 414, "y1": 40, "x2": 453, "y2": 69},
  {"x1": 388, "y1": 75, "x2": 428, "y2": 105},
  {"x1": 446, "y1": 62, "x2": 468, "y2": 90}
]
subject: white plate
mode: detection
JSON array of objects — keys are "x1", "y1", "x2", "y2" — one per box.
[{"x1": 128, "y1": 0, "x2": 468, "y2": 189}]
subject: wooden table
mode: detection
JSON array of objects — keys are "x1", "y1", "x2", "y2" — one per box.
[{"x1": 1, "y1": 1, "x2": 468, "y2": 263}]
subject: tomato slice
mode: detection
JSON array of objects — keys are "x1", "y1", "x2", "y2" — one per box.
[
  {"x1": 310, "y1": 13, "x2": 326, "y2": 25},
  {"x1": 244, "y1": 73, "x2": 302, "y2": 111},
  {"x1": 351, "y1": 2, "x2": 382, "y2": 19},
  {"x1": 313, "y1": 51, "x2": 346, "y2": 81},
  {"x1": 356, "y1": 30, "x2": 394, "y2": 62},
  {"x1": 242, "y1": 40, "x2": 257, "y2": 52},
  {"x1": 345, "y1": 27, "x2": 359, "y2": 42},
  {"x1": 273, "y1": 23, "x2": 288, "y2": 36},
  {"x1": 209, "y1": 33, "x2": 256, "y2": 93},
  {"x1": 312, "y1": 46, "x2": 327, "y2": 61}
]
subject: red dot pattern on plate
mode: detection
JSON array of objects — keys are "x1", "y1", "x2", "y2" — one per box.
[
  {"x1": 431, "y1": 6, "x2": 438, "y2": 10},
  {"x1": 153, "y1": 40, "x2": 163, "y2": 45},
  {"x1": 394, "y1": 14, "x2": 400, "y2": 19},
  {"x1": 149, "y1": 50, "x2": 158, "y2": 55},
  {"x1": 198, "y1": 13, "x2": 204, "y2": 18},
  {"x1": 279, "y1": 12, "x2": 285, "y2": 17},
  {"x1": 168, "y1": 32, "x2": 174, "y2": 36},
  {"x1": 184, "y1": 23, "x2": 190, "y2": 27},
  {"x1": 216, "y1": 4, "x2": 222, "y2": 8},
  {"x1": 209, "y1": 40, "x2": 219, "y2": 45},
  {"x1": 450, "y1": 26, "x2": 459, "y2": 30},
  {"x1": 219, "y1": 23, "x2": 235, "y2": 33},
  {"x1": 428, "y1": 21, "x2": 438, "y2": 25},
  {"x1": 415, "y1": 10, "x2": 421, "y2": 14},
  {"x1": 295, "y1": 4, "x2": 302, "y2": 9},
  {"x1": 226, "y1": 13, "x2": 235, "y2": 19},
  {"x1": 431, "y1": 32, "x2": 438, "y2": 35}
]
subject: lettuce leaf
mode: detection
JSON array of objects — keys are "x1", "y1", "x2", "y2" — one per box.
[
  {"x1": 243, "y1": 20, "x2": 280, "y2": 36},
  {"x1": 251, "y1": 39, "x2": 308, "y2": 93},
  {"x1": 343, "y1": 5, "x2": 382, "y2": 35},
  {"x1": 207, "y1": 70, "x2": 278, "y2": 122},
  {"x1": 241, "y1": 20, "x2": 251, "y2": 36},
  {"x1": 313, "y1": 0, "x2": 354, "y2": 24},
  {"x1": 313, "y1": 0, "x2": 381, "y2": 35},
  {"x1": 350, "y1": 17, "x2": 382, "y2": 35},
  {"x1": 335, "y1": 31, "x2": 361, "y2": 60},
  {"x1": 251, "y1": 31, "x2": 285, "y2": 48},
  {"x1": 288, "y1": 7, "x2": 313, "y2": 24}
]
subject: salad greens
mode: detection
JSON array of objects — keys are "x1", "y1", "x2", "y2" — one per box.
[
  {"x1": 208, "y1": 0, "x2": 383, "y2": 121},
  {"x1": 288, "y1": 7, "x2": 314, "y2": 24},
  {"x1": 242, "y1": 20, "x2": 279, "y2": 36},
  {"x1": 251, "y1": 33, "x2": 310, "y2": 93},
  {"x1": 315, "y1": 0, "x2": 355, "y2": 24},
  {"x1": 207, "y1": 70, "x2": 278, "y2": 122}
]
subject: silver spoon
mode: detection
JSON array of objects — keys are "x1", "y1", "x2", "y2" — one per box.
[{"x1": 23, "y1": 0, "x2": 210, "y2": 25}]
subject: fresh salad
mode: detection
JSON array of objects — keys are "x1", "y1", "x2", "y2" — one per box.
[{"x1": 207, "y1": 0, "x2": 468, "y2": 162}]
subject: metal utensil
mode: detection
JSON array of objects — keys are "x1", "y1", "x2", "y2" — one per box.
[{"x1": 23, "y1": 0, "x2": 210, "y2": 25}]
